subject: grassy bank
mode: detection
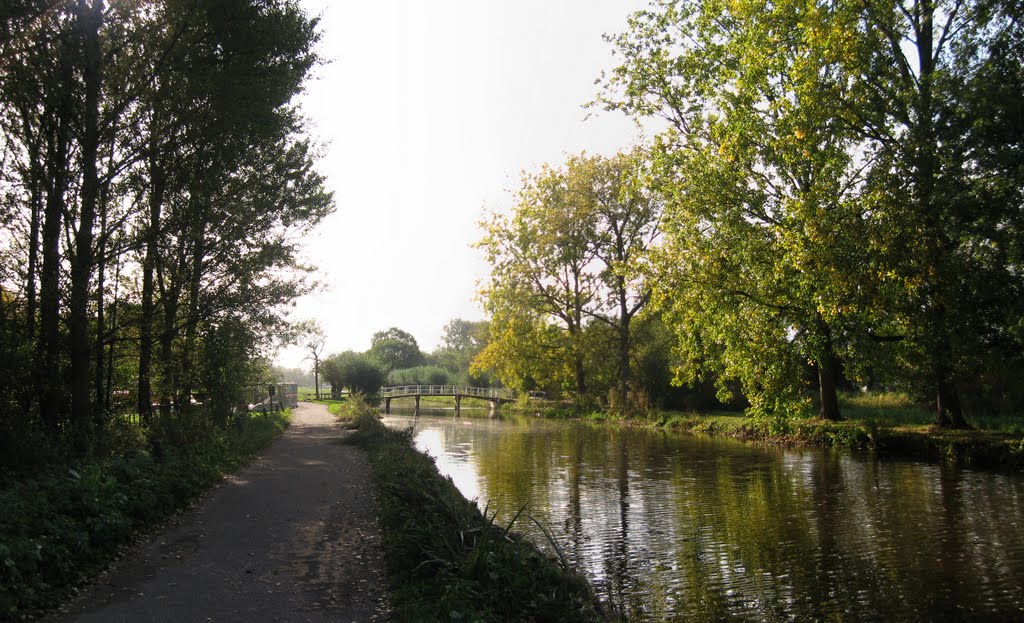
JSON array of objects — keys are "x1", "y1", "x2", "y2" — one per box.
[
  {"x1": 0, "y1": 410, "x2": 291, "y2": 620},
  {"x1": 386, "y1": 395, "x2": 493, "y2": 409},
  {"x1": 655, "y1": 412, "x2": 1024, "y2": 470},
  {"x1": 340, "y1": 398, "x2": 612, "y2": 622},
  {"x1": 507, "y1": 393, "x2": 1024, "y2": 471},
  {"x1": 311, "y1": 396, "x2": 348, "y2": 417}
]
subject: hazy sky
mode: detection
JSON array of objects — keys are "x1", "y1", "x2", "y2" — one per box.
[{"x1": 277, "y1": 0, "x2": 650, "y2": 368}]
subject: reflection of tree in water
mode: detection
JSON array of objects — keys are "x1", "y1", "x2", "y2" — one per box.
[
  {"x1": 564, "y1": 431, "x2": 585, "y2": 557},
  {"x1": 413, "y1": 415, "x2": 1024, "y2": 623},
  {"x1": 602, "y1": 432, "x2": 634, "y2": 613}
]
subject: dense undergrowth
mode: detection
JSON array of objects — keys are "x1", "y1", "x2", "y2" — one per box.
[
  {"x1": 0, "y1": 410, "x2": 290, "y2": 620},
  {"x1": 342, "y1": 397, "x2": 612, "y2": 622}
]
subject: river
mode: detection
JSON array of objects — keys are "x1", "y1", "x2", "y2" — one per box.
[{"x1": 382, "y1": 409, "x2": 1024, "y2": 622}]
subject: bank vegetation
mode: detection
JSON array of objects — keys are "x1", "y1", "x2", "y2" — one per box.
[
  {"x1": 472, "y1": 0, "x2": 1024, "y2": 435},
  {"x1": 341, "y1": 397, "x2": 613, "y2": 622}
]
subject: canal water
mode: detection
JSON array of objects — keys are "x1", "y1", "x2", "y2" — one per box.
[{"x1": 382, "y1": 409, "x2": 1024, "y2": 622}]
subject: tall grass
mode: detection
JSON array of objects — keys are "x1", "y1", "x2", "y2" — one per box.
[{"x1": 343, "y1": 397, "x2": 612, "y2": 622}]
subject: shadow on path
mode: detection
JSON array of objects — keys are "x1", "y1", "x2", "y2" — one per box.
[{"x1": 48, "y1": 403, "x2": 389, "y2": 623}]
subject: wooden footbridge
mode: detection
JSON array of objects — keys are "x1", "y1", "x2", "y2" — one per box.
[{"x1": 380, "y1": 385, "x2": 517, "y2": 414}]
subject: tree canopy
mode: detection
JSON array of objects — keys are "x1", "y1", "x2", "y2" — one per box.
[
  {"x1": 368, "y1": 327, "x2": 426, "y2": 372},
  {"x1": 0, "y1": 0, "x2": 330, "y2": 461},
  {"x1": 474, "y1": 150, "x2": 662, "y2": 410},
  {"x1": 584, "y1": 0, "x2": 1024, "y2": 425}
]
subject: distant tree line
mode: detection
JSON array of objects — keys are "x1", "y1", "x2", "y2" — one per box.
[
  {"x1": 0, "y1": 0, "x2": 330, "y2": 465},
  {"x1": 474, "y1": 0, "x2": 1024, "y2": 427},
  {"x1": 269, "y1": 364, "x2": 315, "y2": 389},
  {"x1": 317, "y1": 320, "x2": 491, "y2": 398}
]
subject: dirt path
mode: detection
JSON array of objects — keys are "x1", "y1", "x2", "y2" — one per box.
[{"x1": 48, "y1": 403, "x2": 390, "y2": 622}]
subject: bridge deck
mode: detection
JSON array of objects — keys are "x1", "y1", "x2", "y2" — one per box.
[{"x1": 380, "y1": 385, "x2": 516, "y2": 402}]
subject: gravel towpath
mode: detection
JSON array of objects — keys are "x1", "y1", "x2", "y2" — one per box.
[{"x1": 48, "y1": 402, "x2": 390, "y2": 623}]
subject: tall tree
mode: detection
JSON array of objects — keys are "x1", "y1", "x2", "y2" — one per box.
[
  {"x1": 67, "y1": 0, "x2": 104, "y2": 453},
  {"x1": 595, "y1": 0, "x2": 1020, "y2": 424},
  {"x1": 836, "y1": 0, "x2": 1024, "y2": 426},
  {"x1": 574, "y1": 150, "x2": 661, "y2": 412},
  {"x1": 0, "y1": 0, "x2": 330, "y2": 459},
  {"x1": 368, "y1": 327, "x2": 425, "y2": 372},
  {"x1": 477, "y1": 164, "x2": 599, "y2": 398},
  {"x1": 298, "y1": 321, "x2": 325, "y2": 400}
]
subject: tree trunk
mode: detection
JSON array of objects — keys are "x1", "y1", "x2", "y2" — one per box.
[
  {"x1": 817, "y1": 351, "x2": 842, "y2": 421},
  {"x1": 615, "y1": 278, "x2": 631, "y2": 414},
  {"x1": 68, "y1": 0, "x2": 103, "y2": 455},
  {"x1": 933, "y1": 333, "x2": 967, "y2": 428},
  {"x1": 138, "y1": 143, "x2": 164, "y2": 423},
  {"x1": 158, "y1": 277, "x2": 181, "y2": 410},
  {"x1": 178, "y1": 219, "x2": 207, "y2": 413},
  {"x1": 38, "y1": 71, "x2": 73, "y2": 438},
  {"x1": 573, "y1": 356, "x2": 587, "y2": 399},
  {"x1": 936, "y1": 380, "x2": 966, "y2": 428},
  {"x1": 39, "y1": 146, "x2": 66, "y2": 438},
  {"x1": 24, "y1": 120, "x2": 42, "y2": 341},
  {"x1": 104, "y1": 254, "x2": 122, "y2": 413},
  {"x1": 137, "y1": 257, "x2": 155, "y2": 422},
  {"x1": 93, "y1": 181, "x2": 109, "y2": 422},
  {"x1": 94, "y1": 212, "x2": 106, "y2": 418},
  {"x1": 567, "y1": 321, "x2": 587, "y2": 400},
  {"x1": 314, "y1": 358, "x2": 321, "y2": 400},
  {"x1": 617, "y1": 329, "x2": 630, "y2": 412},
  {"x1": 911, "y1": 2, "x2": 966, "y2": 430}
]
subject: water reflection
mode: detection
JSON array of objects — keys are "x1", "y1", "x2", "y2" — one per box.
[{"x1": 383, "y1": 410, "x2": 1024, "y2": 622}]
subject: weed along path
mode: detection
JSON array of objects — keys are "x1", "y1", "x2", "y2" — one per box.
[{"x1": 49, "y1": 402, "x2": 389, "y2": 623}]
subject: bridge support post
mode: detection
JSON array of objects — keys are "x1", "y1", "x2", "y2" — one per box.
[
  {"x1": 414, "y1": 395, "x2": 420, "y2": 416},
  {"x1": 455, "y1": 395, "x2": 461, "y2": 417},
  {"x1": 384, "y1": 397, "x2": 391, "y2": 414},
  {"x1": 488, "y1": 399, "x2": 498, "y2": 418}
]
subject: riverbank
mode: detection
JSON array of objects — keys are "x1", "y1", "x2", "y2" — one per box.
[
  {"x1": 503, "y1": 393, "x2": 1024, "y2": 472},
  {"x1": 0, "y1": 411, "x2": 291, "y2": 620},
  {"x1": 658, "y1": 413, "x2": 1024, "y2": 471},
  {"x1": 340, "y1": 397, "x2": 613, "y2": 622}
]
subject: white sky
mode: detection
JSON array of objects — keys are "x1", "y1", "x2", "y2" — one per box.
[{"x1": 276, "y1": 0, "x2": 650, "y2": 368}]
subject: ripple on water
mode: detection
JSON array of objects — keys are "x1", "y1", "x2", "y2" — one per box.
[{"x1": 384, "y1": 414, "x2": 1024, "y2": 623}]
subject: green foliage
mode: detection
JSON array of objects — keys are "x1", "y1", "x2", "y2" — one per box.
[
  {"x1": 593, "y1": 0, "x2": 1024, "y2": 427},
  {"x1": 198, "y1": 318, "x2": 268, "y2": 425},
  {"x1": 0, "y1": 410, "x2": 290, "y2": 618},
  {"x1": 321, "y1": 351, "x2": 387, "y2": 397},
  {"x1": 475, "y1": 150, "x2": 661, "y2": 410},
  {"x1": 430, "y1": 319, "x2": 492, "y2": 385},
  {"x1": 368, "y1": 328, "x2": 425, "y2": 372},
  {"x1": 387, "y1": 366, "x2": 454, "y2": 386},
  {"x1": 647, "y1": 395, "x2": 1024, "y2": 470},
  {"x1": 0, "y1": 0, "x2": 329, "y2": 458},
  {"x1": 345, "y1": 397, "x2": 611, "y2": 622}
]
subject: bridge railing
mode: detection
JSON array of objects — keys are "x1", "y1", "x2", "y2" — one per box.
[{"x1": 380, "y1": 385, "x2": 517, "y2": 401}]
